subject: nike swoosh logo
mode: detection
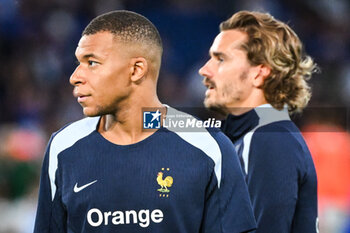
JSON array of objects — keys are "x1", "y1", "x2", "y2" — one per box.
[{"x1": 74, "y1": 180, "x2": 97, "y2": 193}]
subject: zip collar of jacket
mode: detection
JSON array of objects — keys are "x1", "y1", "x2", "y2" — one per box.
[{"x1": 221, "y1": 104, "x2": 290, "y2": 142}]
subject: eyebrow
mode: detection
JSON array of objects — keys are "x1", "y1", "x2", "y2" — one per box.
[
  {"x1": 210, "y1": 51, "x2": 227, "y2": 59},
  {"x1": 82, "y1": 53, "x2": 102, "y2": 60},
  {"x1": 75, "y1": 52, "x2": 104, "y2": 61}
]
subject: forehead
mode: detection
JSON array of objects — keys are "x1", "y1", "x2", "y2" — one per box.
[
  {"x1": 75, "y1": 31, "x2": 117, "y2": 58},
  {"x1": 210, "y1": 29, "x2": 248, "y2": 53}
]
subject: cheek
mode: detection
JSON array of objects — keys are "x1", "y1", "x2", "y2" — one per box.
[
  {"x1": 216, "y1": 73, "x2": 245, "y2": 100},
  {"x1": 220, "y1": 80, "x2": 235, "y2": 98},
  {"x1": 88, "y1": 80, "x2": 116, "y2": 106},
  {"x1": 216, "y1": 70, "x2": 234, "y2": 92}
]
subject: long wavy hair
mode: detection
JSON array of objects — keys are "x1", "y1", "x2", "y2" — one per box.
[{"x1": 220, "y1": 11, "x2": 317, "y2": 113}]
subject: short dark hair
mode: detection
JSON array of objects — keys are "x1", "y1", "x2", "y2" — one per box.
[{"x1": 83, "y1": 10, "x2": 162, "y2": 52}]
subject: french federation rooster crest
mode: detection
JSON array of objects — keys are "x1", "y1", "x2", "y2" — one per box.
[{"x1": 157, "y1": 172, "x2": 173, "y2": 193}]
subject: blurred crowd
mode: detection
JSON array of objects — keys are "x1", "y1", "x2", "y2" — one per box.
[{"x1": 0, "y1": 0, "x2": 349, "y2": 232}]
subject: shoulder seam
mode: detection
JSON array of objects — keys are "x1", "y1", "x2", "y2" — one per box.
[
  {"x1": 164, "y1": 106, "x2": 223, "y2": 187},
  {"x1": 48, "y1": 117, "x2": 99, "y2": 201}
]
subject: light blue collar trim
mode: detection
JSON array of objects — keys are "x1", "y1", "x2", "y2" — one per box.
[{"x1": 254, "y1": 103, "x2": 290, "y2": 125}]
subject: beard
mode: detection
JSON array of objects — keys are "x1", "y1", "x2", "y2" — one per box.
[
  {"x1": 203, "y1": 70, "x2": 249, "y2": 115},
  {"x1": 204, "y1": 95, "x2": 229, "y2": 116}
]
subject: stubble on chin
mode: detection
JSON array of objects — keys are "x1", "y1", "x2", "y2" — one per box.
[
  {"x1": 82, "y1": 105, "x2": 104, "y2": 117},
  {"x1": 82, "y1": 109, "x2": 98, "y2": 117},
  {"x1": 204, "y1": 98, "x2": 229, "y2": 116}
]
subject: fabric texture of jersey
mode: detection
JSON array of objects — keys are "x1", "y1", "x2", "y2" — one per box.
[
  {"x1": 34, "y1": 106, "x2": 256, "y2": 233},
  {"x1": 221, "y1": 104, "x2": 318, "y2": 233}
]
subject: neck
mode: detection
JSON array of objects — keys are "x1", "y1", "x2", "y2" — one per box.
[
  {"x1": 98, "y1": 92, "x2": 163, "y2": 145},
  {"x1": 228, "y1": 90, "x2": 267, "y2": 116}
]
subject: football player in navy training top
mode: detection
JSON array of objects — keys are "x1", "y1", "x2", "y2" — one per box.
[
  {"x1": 199, "y1": 11, "x2": 318, "y2": 233},
  {"x1": 34, "y1": 10, "x2": 256, "y2": 233}
]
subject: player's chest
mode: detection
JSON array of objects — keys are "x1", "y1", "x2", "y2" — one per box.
[{"x1": 60, "y1": 150, "x2": 208, "y2": 211}]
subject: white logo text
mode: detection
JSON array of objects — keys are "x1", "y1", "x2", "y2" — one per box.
[{"x1": 87, "y1": 208, "x2": 164, "y2": 228}]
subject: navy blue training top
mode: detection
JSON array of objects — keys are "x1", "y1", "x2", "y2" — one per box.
[
  {"x1": 221, "y1": 104, "x2": 318, "y2": 233},
  {"x1": 34, "y1": 106, "x2": 256, "y2": 233}
]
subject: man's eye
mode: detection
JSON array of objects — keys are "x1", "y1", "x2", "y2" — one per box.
[
  {"x1": 217, "y1": 57, "x2": 224, "y2": 63},
  {"x1": 88, "y1": 61, "x2": 99, "y2": 67}
]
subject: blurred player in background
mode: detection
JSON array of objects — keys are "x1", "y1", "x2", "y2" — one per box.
[
  {"x1": 199, "y1": 10, "x2": 318, "y2": 233},
  {"x1": 33, "y1": 10, "x2": 256, "y2": 233}
]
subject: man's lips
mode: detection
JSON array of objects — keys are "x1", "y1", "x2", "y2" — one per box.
[
  {"x1": 203, "y1": 78, "x2": 216, "y2": 89},
  {"x1": 73, "y1": 90, "x2": 90, "y2": 102},
  {"x1": 77, "y1": 95, "x2": 90, "y2": 103}
]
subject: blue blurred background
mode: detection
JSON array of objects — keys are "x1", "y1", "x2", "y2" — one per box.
[{"x1": 0, "y1": 0, "x2": 349, "y2": 232}]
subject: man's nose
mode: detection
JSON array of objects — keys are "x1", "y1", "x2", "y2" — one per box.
[
  {"x1": 198, "y1": 60, "x2": 212, "y2": 79},
  {"x1": 69, "y1": 65, "x2": 85, "y2": 86}
]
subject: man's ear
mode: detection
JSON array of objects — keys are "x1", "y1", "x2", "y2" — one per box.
[
  {"x1": 130, "y1": 57, "x2": 148, "y2": 83},
  {"x1": 252, "y1": 64, "x2": 271, "y2": 87}
]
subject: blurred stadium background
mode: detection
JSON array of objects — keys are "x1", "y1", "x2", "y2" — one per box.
[{"x1": 0, "y1": 0, "x2": 349, "y2": 232}]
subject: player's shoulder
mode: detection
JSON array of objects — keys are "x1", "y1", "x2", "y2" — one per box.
[
  {"x1": 251, "y1": 120, "x2": 311, "y2": 163},
  {"x1": 164, "y1": 106, "x2": 234, "y2": 156},
  {"x1": 52, "y1": 117, "x2": 99, "y2": 140},
  {"x1": 253, "y1": 120, "x2": 303, "y2": 147},
  {"x1": 49, "y1": 117, "x2": 100, "y2": 153},
  {"x1": 207, "y1": 127, "x2": 237, "y2": 153}
]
